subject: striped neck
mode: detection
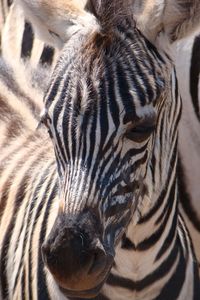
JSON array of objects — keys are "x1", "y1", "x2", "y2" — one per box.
[
  {"x1": 100, "y1": 71, "x2": 199, "y2": 299},
  {"x1": 102, "y1": 162, "x2": 199, "y2": 299}
]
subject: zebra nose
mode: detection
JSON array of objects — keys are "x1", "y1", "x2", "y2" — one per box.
[
  {"x1": 42, "y1": 210, "x2": 113, "y2": 291},
  {"x1": 42, "y1": 229, "x2": 108, "y2": 290}
]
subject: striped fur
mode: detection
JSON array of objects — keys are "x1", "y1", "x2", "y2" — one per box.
[
  {"x1": 172, "y1": 32, "x2": 200, "y2": 266},
  {"x1": 0, "y1": 0, "x2": 200, "y2": 299},
  {"x1": 0, "y1": 0, "x2": 12, "y2": 50},
  {"x1": 17, "y1": 0, "x2": 94, "y2": 48},
  {"x1": 0, "y1": 0, "x2": 58, "y2": 68},
  {"x1": 0, "y1": 0, "x2": 12, "y2": 31}
]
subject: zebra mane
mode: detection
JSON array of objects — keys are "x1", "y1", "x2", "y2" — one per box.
[{"x1": 87, "y1": 0, "x2": 134, "y2": 32}]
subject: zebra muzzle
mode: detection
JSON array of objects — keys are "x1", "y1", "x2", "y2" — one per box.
[{"x1": 41, "y1": 210, "x2": 114, "y2": 297}]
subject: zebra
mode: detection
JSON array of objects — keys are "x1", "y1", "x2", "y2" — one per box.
[
  {"x1": 0, "y1": 0, "x2": 12, "y2": 37},
  {"x1": 0, "y1": 0, "x2": 94, "y2": 68},
  {"x1": 171, "y1": 32, "x2": 200, "y2": 263},
  {"x1": 0, "y1": 0, "x2": 58, "y2": 68},
  {"x1": 2, "y1": 0, "x2": 200, "y2": 277},
  {"x1": 1, "y1": 0, "x2": 200, "y2": 299}
]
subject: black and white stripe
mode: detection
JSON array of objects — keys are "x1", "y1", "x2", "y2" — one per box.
[
  {"x1": 0, "y1": 0, "x2": 199, "y2": 299},
  {"x1": 0, "y1": 0, "x2": 57, "y2": 67},
  {"x1": 174, "y1": 32, "x2": 200, "y2": 267},
  {"x1": 0, "y1": 0, "x2": 12, "y2": 29}
]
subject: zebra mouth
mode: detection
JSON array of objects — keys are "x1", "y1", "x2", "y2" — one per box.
[
  {"x1": 59, "y1": 281, "x2": 105, "y2": 298},
  {"x1": 58, "y1": 258, "x2": 113, "y2": 298},
  {"x1": 48, "y1": 260, "x2": 112, "y2": 297}
]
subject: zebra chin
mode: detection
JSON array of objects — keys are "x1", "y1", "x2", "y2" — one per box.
[
  {"x1": 41, "y1": 209, "x2": 114, "y2": 297},
  {"x1": 59, "y1": 282, "x2": 107, "y2": 298}
]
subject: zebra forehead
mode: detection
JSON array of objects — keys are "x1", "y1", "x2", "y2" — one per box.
[{"x1": 44, "y1": 34, "x2": 167, "y2": 119}]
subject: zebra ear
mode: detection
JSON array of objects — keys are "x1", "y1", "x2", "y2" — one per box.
[
  {"x1": 134, "y1": 0, "x2": 200, "y2": 44},
  {"x1": 16, "y1": 0, "x2": 96, "y2": 49}
]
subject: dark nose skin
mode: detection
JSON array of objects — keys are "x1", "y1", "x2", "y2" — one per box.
[
  {"x1": 41, "y1": 210, "x2": 111, "y2": 292},
  {"x1": 42, "y1": 228, "x2": 106, "y2": 277}
]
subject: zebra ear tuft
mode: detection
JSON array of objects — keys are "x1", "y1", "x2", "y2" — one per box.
[
  {"x1": 134, "y1": 0, "x2": 200, "y2": 45},
  {"x1": 87, "y1": 0, "x2": 134, "y2": 32}
]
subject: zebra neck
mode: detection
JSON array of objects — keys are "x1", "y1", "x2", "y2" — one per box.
[
  {"x1": 105, "y1": 178, "x2": 200, "y2": 299},
  {"x1": 117, "y1": 172, "x2": 179, "y2": 268}
]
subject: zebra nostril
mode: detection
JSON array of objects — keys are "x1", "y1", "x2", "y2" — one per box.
[{"x1": 88, "y1": 247, "x2": 107, "y2": 275}]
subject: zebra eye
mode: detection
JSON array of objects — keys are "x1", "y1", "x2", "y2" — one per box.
[{"x1": 126, "y1": 122, "x2": 156, "y2": 142}]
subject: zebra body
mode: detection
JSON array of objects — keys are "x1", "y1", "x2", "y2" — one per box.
[
  {"x1": 0, "y1": 58, "x2": 61, "y2": 299},
  {"x1": 172, "y1": 32, "x2": 200, "y2": 263},
  {"x1": 1, "y1": 0, "x2": 200, "y2": 272},
  {"x1": 0, "y1": 0, "x2": 58, "y2": 69},
  {"x1": 0, "y1": 0, "x2": 200, "y2": 299},
  {"x1": 0, "y1": 36, "x2": 198, "y2": 300}
]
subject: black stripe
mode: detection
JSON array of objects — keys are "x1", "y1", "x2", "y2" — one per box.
[
  {"x1": 139, "y1": 146, "x2": 177, "y2": 224},
  {"x1": 137, "y1": 180, "x2": 176, "y2": 251},
  {"x1": 92, "y1": 139, "x2": 119, "y2": 200},
  {"x1": 93, "y1": 140, "x2": 121, "y2": 201},
  {"x1": 40, "y1": 46, "x2": 55, "y2": 66},
  {"x1": 116, "y1": 60, "x2": 140, "y2": 109},
  {"x1": 121, "y1": 234, "x2": 135, "y2": 250},
  {"x1": 21, "y1": 21, "x2": 34, "y2": 59},
  {"x1": 21, "y1": 268, "x2": 26, "y2": 300},
  {"x1": 154, "y1": 222, "x2": 188, "y2": 300},
  {"x1": 13, "y1": 164, "x2": 54, "y2": 291},
  {"x1": 190, "y1": 35, "x2": 200, "y2": 121},
  {"x1": 86, "y1": 83, "x2": 98, "y2": 168},
  {"x1": 177, "y1": 155, "x2": 200, "y2": 231},
  {"x1": 28, "y1": 169, "x2": 57, "y2": 300},
  {"x1": 1, "y1": 0, "x2": 6, "y2": 23},
  {"x1": 155, "y1": 145, "x2": 177, "y2": 225},
  {"x1": 0, "y1": 60, "x2": 41, "y2": 119},
  {"x1": 0, "y1": 171, "x2": 30, "y2": 298},
  {"x1": 13, "y1": 171, "x2": 39, "y2": 259},
  {"x1": 105, "y1": 63, "x2": 120, "y2": 129},
  {"x1": 141, "y1": 31, "x2": 166, "y2": 64},
  {"x1": 37, "y1": 182, "x2": 58, "y2": 299},
  {"x1": 102, "y1": 151, "x2": 148, "y2": 203},
  {"x1": 107, "y1": 241, "x2": 179, "y2": 292},
  {"x1": 120, "y1": 33, "x2": 157, "y2": 104},
  {"x1": 99, "y1": 76, "x2": 109, "y2": 151},
  {"x1": 155, "y1": 201, "x2": 178, "y2": 261},
  {"x1": 54, "y1": 73, "x2": 72, "y2": 163},
  {"x1": 44, "y1": 44, "x2": 79, "y2": 110}
]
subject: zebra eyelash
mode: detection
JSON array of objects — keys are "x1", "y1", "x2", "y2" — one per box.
[
  {"x1": 125, "y1": 123, "x2": 156, "y2": 142},
  {"x1": 125, "y1": 114, "x2": 157, "y2": 142}
]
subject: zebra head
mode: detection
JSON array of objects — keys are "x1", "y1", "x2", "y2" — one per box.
[{"x1": 25, "y1": 0, "x2": 199, "y2": 298}]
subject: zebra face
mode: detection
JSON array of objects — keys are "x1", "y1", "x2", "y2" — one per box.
[{"x1": 41, "y1": 24, "x2": 170, "y2": 297}]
